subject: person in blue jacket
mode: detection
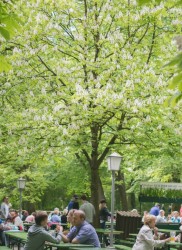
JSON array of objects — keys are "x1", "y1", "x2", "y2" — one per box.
[
  {"x1": 68, "y1": 195, "x2": 79, "y2": 211},
  {"x1": 150, "y1": 203, "x2": 160, "y2": 216}
]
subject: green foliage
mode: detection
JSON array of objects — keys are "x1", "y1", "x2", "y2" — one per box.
[
  {"x1": 137, "y1": 0, "x2": 162, "y2": 5},
  {"x1": 137, "y1": 0, "x2": 182, "y2": 105},
  {"x1": 0, "y1": 55, "x2": 12, "y2": 72},
  {"x1": 165, "y1": 53, "x2": 182, "y2": 105},
  {"x1": 137, "y1": 0, "x2": 182, "y2": 5},
  {"x1": 0, "y1": 1, "x2": 21, "y2": 72},
  {"x1": 141, "y1": 188, "x2": 182, "y2": 199},
  {"x1": 0, "y1": 0, "x2": 181, "y2": 210}
]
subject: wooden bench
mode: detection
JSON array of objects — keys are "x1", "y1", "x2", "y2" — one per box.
[
  {"x1": 129, "y1": 233, "x2": 137, "y2": 237},
  {"x1": 126, "y1": 237, "x2": 136, "y2": 242},
  {"x1": 70, "y1": 248, "x2": 103, "y2": 250},
  {"x1": 117, "y1": 240, "x2": 134, "y2": 246},
  {"x1": 115, "y1": 245, "x2": 132, "y2": 250}
]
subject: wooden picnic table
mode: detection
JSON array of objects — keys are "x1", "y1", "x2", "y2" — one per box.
[
  {"x1": 95, "y1": 228, "x2": 123, "y2": 234},
  {"x1": 70, "y1": 248, "x2": 102, "y2": 250},
  {"x1": 0, "y1": 247, "x2": 11, "y2": 250},
  {"x1": 95, "y1": 228, "x2": 123, "y2": 246},
  {"x1": 5, "y1": 231, "x2": 93, "y2": 250},
  {"x1": 106, "y1": 221, "x2": 116, "y2": 226},
  {"x1": 167, "y1": 241, "x2": 182, "y2": 249},
  {"x1": 5, "y1": 231, "x2": 27, "y2": 250},
  {"x1": 44, "y1": 243, "x2": 94, "y2": 250},
  {"x1": 5, "y1": 231, "x2": 27, "y2": 240},
  {"x1": 129, "y1": 233, "x2": 137, "y2": 237},
  {"x1": 158, "y1": 229, "x2": 181, "y2": 234}
]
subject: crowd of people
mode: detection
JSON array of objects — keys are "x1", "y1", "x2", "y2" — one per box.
[
  {"x1": 1, "y1": 195, "x2": 182, "y2": 250},
  {"x1": 0, "y1": 195, "x2": 112, "y2": 248},
  {"x1": 144, "y1": 203, "x2": 182, "y2": 224},
  {"x1": 23, "y1": 194, "x2": 106, "y2": 250}
]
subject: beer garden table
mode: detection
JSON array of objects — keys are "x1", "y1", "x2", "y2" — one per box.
[
  {"x1": 167, "y1": 241, "x2": 182, "y2": 249},
  {"x1": 5, "y1": 231, "x2": 93, "y2": 250},
  {"x1": 45, "y1": 243, "x2": 93, "y2": 250},
  {"x1": 70, "y1": 248, "x2": 103, "y2": 250},
  {"x1": 5, "y1": 232, "x2": 27, "y2": 249},
  {"x1": 95, "y1": 229, "x2": 123, "y2": 235},
  {"x1": 158, "y1": 229, "x2": 181, "y2": 234},
  {"x1": 95, "y1": 228, "x2": 123, "y2": 245}
]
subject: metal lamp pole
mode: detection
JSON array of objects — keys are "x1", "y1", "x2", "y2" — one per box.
[
  {"x1": 110, "y1": 170, "x2": 115, "y2": 247},
  {"x1": 107, "y1": 153, "x2": 122, "y2": 248},
  {"x1": 19, "y1": 188, "x2": 23, "y2": 217},
  {"x1": 17, "y1": 177, "x2": 26, "y2": 217}
]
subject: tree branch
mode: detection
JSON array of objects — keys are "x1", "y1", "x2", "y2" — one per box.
[
  {"x1": 37, "y1": 55, "x2": 66, "y2": 86},
  {"x1": 146, "y1": 22, "x2": 156, "y2": 64},
  {"x1": 82, "y1": 149, "x2": 91, "y2": 165},
  {"x1": 97, "y1": 112, "x2": 126, "y2": 166}
]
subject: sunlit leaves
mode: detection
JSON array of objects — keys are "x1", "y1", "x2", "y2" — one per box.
[
  {"x1": 165, "y1": 53, "x2": 182, "y2": 104},
  {"x1": 0, "y1": 0, "x2": 182, "y2": 209},
  {"x1": 0, "y1": 1, "x2": 21, "y2": 72},
  {"x1": 0, "y1": 55, "x2": 12, "y2": 72}
]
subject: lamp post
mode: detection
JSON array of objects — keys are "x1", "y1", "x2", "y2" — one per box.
[
  {"x1": 17, "y1": 177, "x2": 26, "y2": 217},
  {"x1": 107, "y1": 153, "x2": 122, "y2": 248}
]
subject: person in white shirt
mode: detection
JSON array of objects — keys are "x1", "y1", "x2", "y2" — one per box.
[
  {"x1": 156, "y1": 210, "x2": 167, "y2": 224},
  {"x1": 1, "y1": 197, "x2": 10, "y2": 219},
  {"x1": 132, "y1": 214, "x2": 170, "y2": 250}
]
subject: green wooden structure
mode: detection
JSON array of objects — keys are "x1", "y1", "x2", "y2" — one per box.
[{"x1": 139, "y1": 182, "x2": 182, "y2": 213}]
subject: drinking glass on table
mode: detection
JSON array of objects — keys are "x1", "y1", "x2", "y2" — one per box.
[{"x1": 170, "y1": 231, "x2": 176, "y2": 242}]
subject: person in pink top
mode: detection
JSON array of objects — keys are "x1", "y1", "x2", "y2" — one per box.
[
  {"x1": 180, "y1": 204, "x2": 182, "y2": 217},
  {"x1": 25, "y1": 212, "x2": 36, "y2": 223}
]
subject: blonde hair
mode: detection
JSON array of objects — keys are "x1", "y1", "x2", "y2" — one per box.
[
  {"x1": 68, "y1": 209, "x2": 76, "y2": 217},
  {"x1": 63, "y1": 209, "x2": 68, "y2": 215},
  {"x1": 144, "y1": 214, "x2": 156, "y2": 226}
]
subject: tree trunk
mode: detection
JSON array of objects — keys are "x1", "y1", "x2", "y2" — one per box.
[
  {"x1": 130, "y1": 192, "x2": 136, "y2": 209},
  {"x1": 90, "y1": 166, "x2": 100, "y2": 227},
  {"x1": 98, "y1": 176, "x2": 105, "y2": 201},
  {"x1": 116, "y1": 170, "x2": 128, "y2": 211}
]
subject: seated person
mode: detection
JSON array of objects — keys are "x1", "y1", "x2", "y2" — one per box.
[
  {"x1": 67, "y1": 209, "x2": 76, "y2": 229},
  {"x1": 1, "y1": 218, "x2": 18, "y2": 246},
  {"x1": 156, "y1": 210, "x2": 167, "y2": 224},
  {"x1": 25, "y1": 212, "x2": 36, "y2": 223},
  {"x1": 49, "y1": 208, "x2": 61, "y2": 230},
  {"x1": 48, "y1": 208, "x2": 61, "y2": 221},
  {"x1": 24, "y1": 211, "x2": 62, "y2": 250},
  {"x1": 60, "y1": 210, "x2": 100, "y2": 247},
  {"x1": 61, "y1": 209, "x2": 68, "y2": 230},
  {"x1": 167, "y1": 214, "x2": 172, "y2": 222},
  {"x1": 171, "y1": 211, "x2": 181, "y2": 223},
  {"x1": 51, "y1": 212, "x2": 61, "y2": 223},
  {"x1": 61, "y1": 209, "x2": 68, "y2": 224},
  {"x1": 22, "y1": 210, "x2": 29, "y2": 221},
  {"x1": 10, "y1": 210, "x2": 24, "y2": 230},
  {"x1": 63, "y1": 209, "x2": 76, "y2": 235},
  {"x1": 132, "y1": 214, "x2": 170, "y2": 250}
]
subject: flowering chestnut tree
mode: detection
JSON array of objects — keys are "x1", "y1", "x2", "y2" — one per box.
[{"x1": 0, "y1": 0, "x2": 182, "y2": 219}]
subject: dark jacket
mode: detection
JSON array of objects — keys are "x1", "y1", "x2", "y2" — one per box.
[{"x1": 99, "y1": 207, "x2": 111, "y2": 221}]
